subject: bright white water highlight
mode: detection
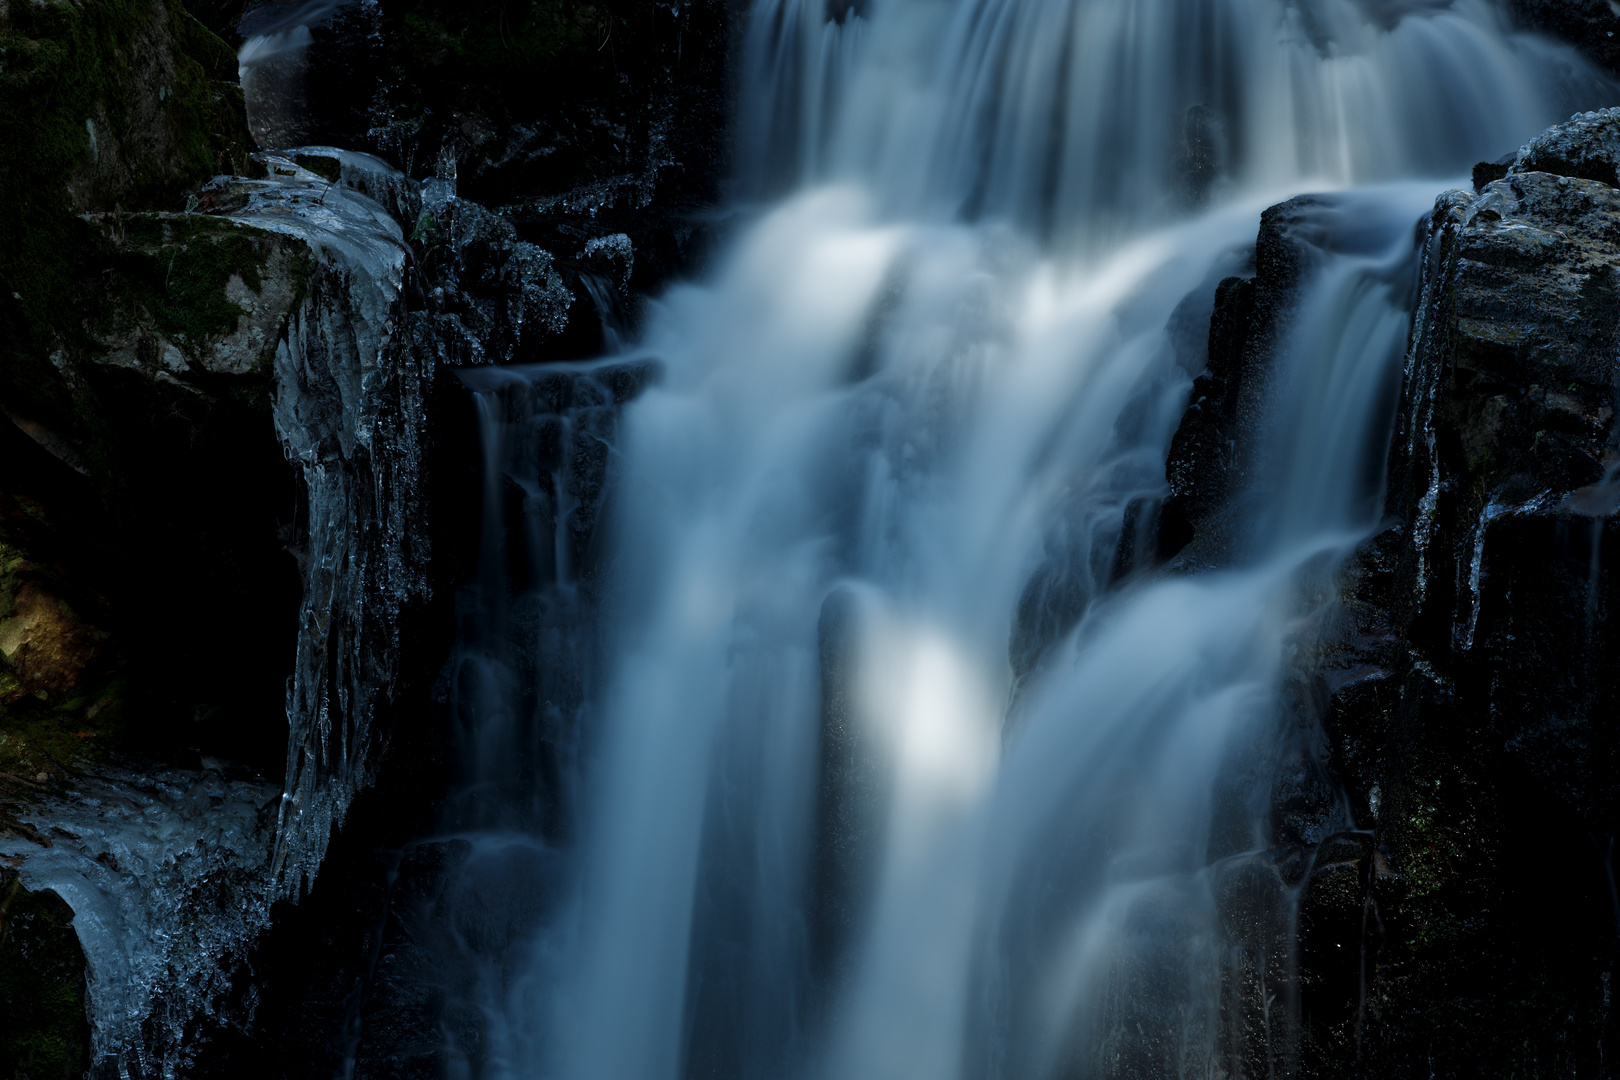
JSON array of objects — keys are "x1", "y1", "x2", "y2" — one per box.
[{"x1": 447, "y1": 1, "x2": 1612, "y2": 1078}]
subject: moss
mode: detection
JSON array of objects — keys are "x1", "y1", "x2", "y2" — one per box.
[
  {"x1": 0, "y1": 0, "x2": 255, "y2": 438},
  {"x1": 0, "y1": 641, "x2": 126, "y2": 782},
  {"x1": 100, "y1": 215, "x2": 274, "y2": 343},
  {"x1": 293, "y1": 152, "x2": 342, "y2": 183},
  {"x1": 411, "y1": 209, "x2": 445, "y2": 248},
  {"x1": 0, "y1": 872, "x2": 91, "y2": 1080}
]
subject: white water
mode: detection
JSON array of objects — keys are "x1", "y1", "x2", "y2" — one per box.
[{"x1": 451, "y1": 1, "x2": 1611, "y2": 1078}]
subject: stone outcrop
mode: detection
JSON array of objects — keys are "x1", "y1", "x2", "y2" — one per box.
[
  {"x1": 1158, "y1": 195, "x2": 1340, "y2": 569},
  {"x1": 0, "y1": 0, "x2": 731, "y2": 1072},
  {"x1": 0, "y1": 147, "x2": 445, "y2": 1077},
  {"x1": 0, "y1": 8, "x2": 294, "y2": 1067},
  {"x1": 216, "y1": 0, "x2": 731, "y2": 326},
  {"x1": 0, "y1": 0, "x2": 290, "y2": 789},
  {"x1": 1158, "y1": 109, "x2": 1620, "y2": 1076},
  {"x1": 0, "y1": 868, "x2": 91, "y2": 1080},
  {"x1": 1291, "y1": 111, "x2": 1620, "y2": 1076}
]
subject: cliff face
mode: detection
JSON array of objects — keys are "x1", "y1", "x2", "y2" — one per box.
[
  {"x1": 1156, "y1": 110, "x2": 1620, "y2": 1076},
  {"x1": 215, "y1": 0, "x2": 732, "y2": 344},
  {"x1": 0, "y1": 0, "x2": 283, "y2": 776},
  {"x1": 0, "y1": 3, "x2": 448, "y2": 1073},
  {"x1": 0, "y1": 8, "x2": 289, "y2": 1070},
  {"x1": 1300, "y1": 114, "x2": 1620, "y2": 1076},
  {"x1": 0, "y1": 146, "x2": 445, "y2": 1077}
]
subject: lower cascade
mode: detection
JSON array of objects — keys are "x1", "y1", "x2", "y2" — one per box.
[
  {"x1": 439, "y1": 2, "x2": 1609, "y2": 1078},
  {"x1": 7, "y1": 0, "x2": 1620, "y2": 1076}
]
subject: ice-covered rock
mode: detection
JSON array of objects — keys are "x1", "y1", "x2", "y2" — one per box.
[
  {"x1": 3, "y1": 151, "x2": 433, "y2": 1075},
  {"x1": 1513, "y1": 106, "x2": 1620, "y2": 187},
  {"x1": 221, "y1": 154, "x2": 432, "y2": 897},
  {"x1": 0, "y1": 766, "x2": 279, "y2": 1077},
  {"x1": 408, "y1": 176, "x2": 573, "y2": 367}
]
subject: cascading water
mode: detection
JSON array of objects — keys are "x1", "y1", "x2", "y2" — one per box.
[{"x1": 436, "y1": 1, "x2": 1612, "y2": 1078}]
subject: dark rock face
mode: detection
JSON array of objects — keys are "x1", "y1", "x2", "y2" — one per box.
[
  {"x1": 0, "y1": 26, "x2": 302, "y2": 1073},
  {"x1": 220, "y1": 0, "x2": 732, "y2": 318},
  {"x1": 1272, "y1": 113, "x2": 1620, "y2": 1075},
  {"x1": 1154, "y1": 193, "x2": 1403, "y2": 1080},
  {"x1": 0, "y1": 870, "x2": 92, "y2": 1080},
  {"x1": 180, "y1": 357, "x2": 659, "y2": 1079},
  {"x1": 1155, "y1": 143, "x2": 1620, "y2": 1070},
  {"x1": 0, "y1": 4, "x2": 294, "y2": 784},
  {"x1": 1511, "y1": 0, "x2": 1620, "y2": 76},
  {"x1": 2, "y1": 0, "x2": 259, "y2": 444},
  {"x1": 0, "y1": 0, "x2": 726, "y2": 1072},
  {"x1": 1160, "y1": 194, "x2": 1370, "y2": 569}
]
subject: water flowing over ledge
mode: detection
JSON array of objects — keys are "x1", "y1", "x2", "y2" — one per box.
[
  {"x1": 7, "y1": 0, "x2": 1620, "y2": 1074},
  {"x1": 418, "y1": 0, "x2": 1617, "y2": 1074}
]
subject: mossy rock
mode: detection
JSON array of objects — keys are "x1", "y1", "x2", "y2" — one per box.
[
  {"x1": 86, "y1": 211, "x2": 312, "y2": 380},
  {"x1": 0, "y1": 0, "x2": 257, "y2": 440},
  {"x1": 0, "y1": 871, "x2": 91, "y2": 1080},
  {"x1": 0, "y1": 491, "x2": 125, "y2": 799}
]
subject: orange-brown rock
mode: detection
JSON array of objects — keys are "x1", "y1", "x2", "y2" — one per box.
[{"x1": 0, "y1": 583, "x2": 104, "y2": 701}]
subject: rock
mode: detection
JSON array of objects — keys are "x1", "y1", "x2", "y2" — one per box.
[
  {"x1": 0, "y1": 146, "x2": 443, "y2": 1075},
  {"x1": 1212, "y1": 853, "x2": 1295, "y2": 1077},
  {"x1": 1160, "y1": 194, "x2": 1347, "y2": 568},
  {"x1": 0, "y1": 0, "x2": 728, "y2": 1075},
  {"x1": 1514, "y1": 107, "x2": 1620, "y2": 188},
  {"x1": 408, "y1": 181, "x2": 578, "y2": 366},
  {"x1": 1510, "y1": 0, "x2": 1620, "y2": 77},
  {"x1": 1, "y1": 0, "x2": 259, "y2": 458},
  {"x1": 222, "y1": 0, "x2": 731, "y2": 323},
  {"x1": 0, "y1": 870, "x2": 91, "y2": 1080},
  {"x1": 0, "y1": 582, "x2": 104, "y2": 700},
  {"x1": 84, "y1": 211, "x2": 311, "y2": 378},
  {"x1": 1291, "y1": 111, "x2": 1620, "y2": 1075},
  {"x1": 0, "y1": 766, "x2": 280, "y2": 1077},
  {"x1": 1151, "y1": 122, "x2": 1620, "y2": 1069}
]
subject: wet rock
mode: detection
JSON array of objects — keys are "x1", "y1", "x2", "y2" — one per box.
[
  {"x1": 1, "y1": 0, "x2": 258, "y2": 464},
  {"x1": 1292, "y1": 112, "x2": 1620, "y2": 1075},
  {"x1": 226, "y1": 0, "x2": 732, "y2": 324},
  {"x1": 1213, "y1": 855, "x2": 1295, "y2": 1079},
  {"x1": 82, "y1": 211, "x2": 312, "y2": 379},
  {"x1": 1511, "y1": 0, "x2": 1620, "y2": 77},
  {"x1": 0, "y1": 149, "x2": 443, "y2": 1076},
  {"x1": 1160, "y1": 195, "x2": 1339, "y2": 567},
  {"x1": 1, "y1": 765, "x2": 279, "y2": 1078},
  {"x1": 1515, "y1": 108, "x2": 1620, "y2": 186},
  {"x1": 408, "y1": 182, "x2": 578, "y2": 366}
]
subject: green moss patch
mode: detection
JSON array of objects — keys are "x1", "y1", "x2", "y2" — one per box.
[
  {"x1": 0, "y1": 871, "x2": 91, "y2": 1080},
  {"x1": 0, "y1": 0, "x2": 254, "y2": 435},
  {"x1": 99, "y1": 215, "x2": 276, "y2": 344}
]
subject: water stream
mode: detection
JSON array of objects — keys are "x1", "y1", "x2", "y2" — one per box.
[{"x1": 437, "y1": 1, "x2": 1611, "y2": 1078}]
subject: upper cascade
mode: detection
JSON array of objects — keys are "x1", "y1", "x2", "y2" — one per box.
[{"x1": 741, "y1": 0, "x2": 1610, "y2": 243}]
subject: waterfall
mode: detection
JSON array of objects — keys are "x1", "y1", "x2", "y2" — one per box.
[{"x1": 436, "y1": 1, "x2": 1611, "y2": 1078}]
